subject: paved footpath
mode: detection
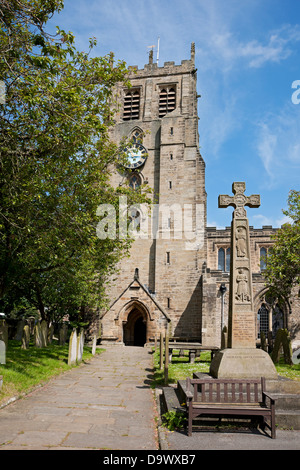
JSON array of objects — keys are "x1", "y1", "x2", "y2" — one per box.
[{"x1": 0, "y1": 345, "x2": 159, "y2": 450}]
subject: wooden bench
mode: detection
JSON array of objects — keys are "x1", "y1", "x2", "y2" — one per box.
[{"x1": 185, "y1": 377, "x2": 276, "y2": 438}]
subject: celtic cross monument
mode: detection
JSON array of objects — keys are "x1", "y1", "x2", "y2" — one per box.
[{"x1": 210, "y1": 182, "x2": 277, "y2": 378}]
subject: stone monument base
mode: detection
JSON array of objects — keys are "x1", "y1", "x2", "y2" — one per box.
[{"x1": 209, "y1": 348, "x2": 278, "y2": 379}]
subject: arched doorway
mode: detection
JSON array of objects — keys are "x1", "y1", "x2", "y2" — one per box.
[{"x1": 123, "y1": 307, "x2": 147, "y2": 346}]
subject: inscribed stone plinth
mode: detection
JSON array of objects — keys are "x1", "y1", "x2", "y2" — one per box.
[
  {"x1": 68, "y1": 328, "x2": 77, "y2": 365},
  {"x1": 210, "y1": 182, "x2": 277, "y2": 379}
]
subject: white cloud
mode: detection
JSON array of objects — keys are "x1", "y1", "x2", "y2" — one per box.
[
  {"x1": 252, "y1": 213, "x2": 292, "y2": 228},
  {"x1": 198, "y1": 24, "x2": 300, "y2": 72},
  {"x1": 256, "y1": 104, "x2": 300, "y2": 185}
]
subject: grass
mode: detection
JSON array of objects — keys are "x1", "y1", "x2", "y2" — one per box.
[
  {"x1": 152, "y1": 348, "x2": 300, "y2": 386},
  {"x1": 0, "y1": 339, "x2": 104, "y2": 406},
  {"x1": 152, "y1": 349, "x2": 212, "y2": 387}
]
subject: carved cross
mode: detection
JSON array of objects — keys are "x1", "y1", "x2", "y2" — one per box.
[{"x1": 218, "y1": 182, "x2": 260, "y2": 218}]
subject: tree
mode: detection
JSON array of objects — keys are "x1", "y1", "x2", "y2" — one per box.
[
  {"x1": 264, "y1": 190, "x2": 300, "y2": 301},
  {"x1": 0, "y1": 0, "x2": 150, "y2": 322}
]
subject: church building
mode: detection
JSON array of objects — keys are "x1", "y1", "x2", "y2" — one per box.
[{"x1": 100, "y1": 44, "x2": 300, "y2": 350}]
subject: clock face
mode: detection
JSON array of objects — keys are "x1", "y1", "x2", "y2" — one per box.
[{"x1": 124, "y1": 143, "x2": 147, "y2": 169}]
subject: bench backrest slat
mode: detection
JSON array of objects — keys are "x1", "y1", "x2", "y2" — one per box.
[{"x1": 187, "y1": 378, "x2": 265, "y2": 404}]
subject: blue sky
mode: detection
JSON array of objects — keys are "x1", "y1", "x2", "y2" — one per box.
[{"x1": 47, "y1": 0, "x2": 300, "y2": 229}]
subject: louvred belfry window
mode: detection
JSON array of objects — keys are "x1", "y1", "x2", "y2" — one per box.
[
  {"x1": 159, "y1": 87, "x2": 176, "y2": 117},
  {"x1": 123, "y1": 90, "x2": 140, "y2": 120}
]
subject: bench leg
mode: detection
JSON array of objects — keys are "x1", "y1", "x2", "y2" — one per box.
[
  {"x1": 271, "y1": 407, "x2": 276, "y2": 439},
  {"x1": 188, "y1": 406, "x2": 193, "y2": 436}
]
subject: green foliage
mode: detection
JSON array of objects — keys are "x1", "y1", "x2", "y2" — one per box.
[
  {"x1": 152, "y1": 348, "x2": 211, "y2": 387},
  {"x1": 0, "y1": 1, "x2": 151, "y2": 322},
  {"x1": 264, "y1": 190, "x2": 300, "y2": 300},
  {"x1": 162, "y1": 411, "x2": 187, "y2": 431}
]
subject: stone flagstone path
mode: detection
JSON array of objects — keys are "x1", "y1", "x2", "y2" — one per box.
[{"x1": 0, "y1": 345, "x2": 158, "y2": 450}]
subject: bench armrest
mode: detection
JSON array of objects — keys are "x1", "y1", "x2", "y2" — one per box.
[
  {"x1": 185, "y1": 391, "x2": 193, "y2": 399},
  {"x1": 262, "y1": 391, "x2": 276, "y2": 403}
]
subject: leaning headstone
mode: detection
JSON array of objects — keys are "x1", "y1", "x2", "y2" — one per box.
[
  {"x1": 210, "y1": 182, "x2": 277, "y2": 378},
  {"x1": 59, "y1": 323, "x2": 68, "y2": 345},
  {"x1": 21, "y1": 325, "x2": 30, "y2": 350},
  {"x1": 77, "y1": 329, "x2": 84, "y2": 362},
  {"x1": 34, "y1": 322, "x2": 43, "y2": 348},
  {"x1": 40, "y1": 320, "x2": 48, "y2": 347},
  {"x1": 68, "y1": 328, "x2": 77, "y2": 365},
  {"x1": 92, "y1": 334, "x2": 97, "y2": 355},
  {"x1": 0, "y1": 340, "x2": 5, "y2": 364}
]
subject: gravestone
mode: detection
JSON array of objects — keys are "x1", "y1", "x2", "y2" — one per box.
[
  {"x1": 59, "y1": 323, "x2": 68, "y2": 345},
  {"x1": 77, "y1": 329, "x2": 84, "y2": 362},
  {"x1": 0, "y1": 340, "x2": 6, "y2": 364},
  {"x1": 68, "y1": 328, "x2": 77, "y2": 365},
  {"x1": 210, "y1": 182, "x2": 277, "y2": 379},
  {"x1": 271, "y1": 329, "x2": 292, "y2": 365},
  {"x1": 34, "y1": 322, "x2": 43, "y2": 348},
  {"x1": 0, "y1": 319, "x2": 8, "y2": 348},
  {"x1": 92, "y1": 334, "x2": 97, "y2": 355},
  {"x1": 48, "y1": 324, "x2": 54, "y2": 344},
  {"x1": 40, "y1": 320, "x2": 48, "y2": 347},
  {"x1": 14, "y1": 319, "x2": 25, "y2": 341},
  {"x1": 21, "y1": 325, "x2": 30, "y2": 350}
]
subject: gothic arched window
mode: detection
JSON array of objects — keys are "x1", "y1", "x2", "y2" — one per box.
[
  {"x1": 257, "y1": 304, "x2": 269, "y2": 338},
  {"x1": 218, "y1": 248, "x2": 225, "y2": 271},
  {"x1": 129, "y1": 173, "x2": 142, "y2": 190},
  {"x1": 218, "y1": 247, "x2": 230, "y2": 272}
]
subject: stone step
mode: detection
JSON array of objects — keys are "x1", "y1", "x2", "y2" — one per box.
[
  {"x1": 266, "y1": 378, "x2": 300, "y2": 394},
  {"x1": 161, "y1": 386, "x2": 185, "y2": 415},
  {"x1": 275, "y1": 409, "x2": 300, "y2": 430},
  {"x1": 271, "y1": 394, "x2": 300, "y2": 410}
]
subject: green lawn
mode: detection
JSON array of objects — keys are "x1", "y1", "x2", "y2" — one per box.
[
  {"x1": 0, "y1": 340, "x2": 103, "y2": 406},
  {"x1": 152, "y1": 348, "x2": 300, "y2": 386}
]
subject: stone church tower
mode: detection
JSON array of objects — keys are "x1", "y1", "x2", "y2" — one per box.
[{"x1": 100, "y1": 44, "x2": 207, "y2": 345}]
